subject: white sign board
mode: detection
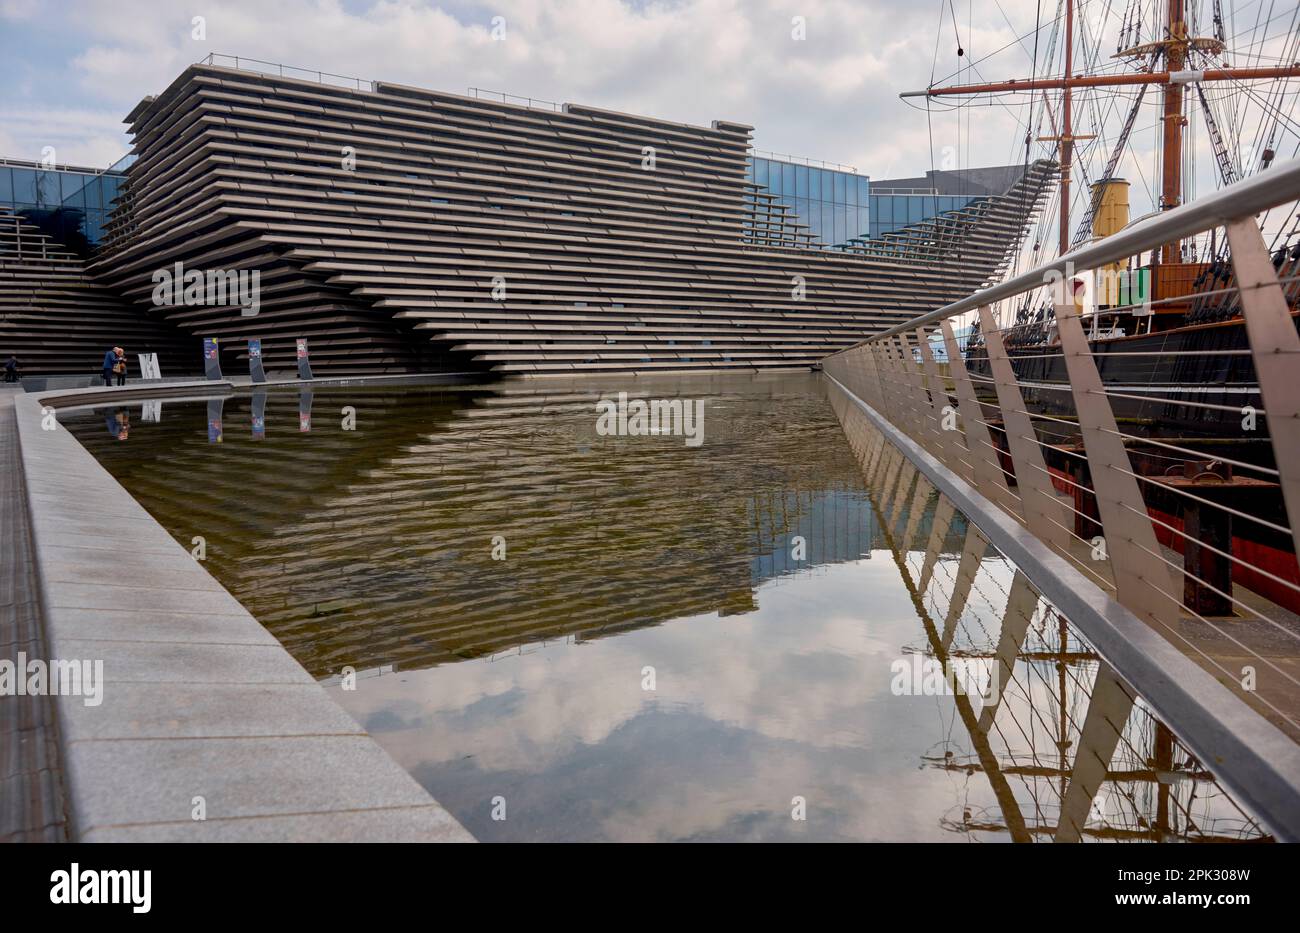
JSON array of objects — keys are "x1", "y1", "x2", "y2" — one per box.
[{"x1": 138, "y1": 353, "x2": 162, "y2": 380}]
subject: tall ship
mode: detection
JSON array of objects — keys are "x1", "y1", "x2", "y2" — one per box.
[
  {"x1": 909, "y1": 0, "x2": 1300, "y2": 433},
  {"x1": 907, "y1": 0, "x2": 1300, "y2": 610}
]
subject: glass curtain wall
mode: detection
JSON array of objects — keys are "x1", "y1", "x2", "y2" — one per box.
[
  {"x1": 867, "y1": 192, "x2": 981, "y2": 240},
  {"x1": 0, "y1": 159, "x2": 131, "y2": 253},
  {"x1": 748, "y1": 156, "x2": 870, "y2": 248}
]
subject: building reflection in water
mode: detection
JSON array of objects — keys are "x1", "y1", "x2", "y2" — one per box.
[{"x1": 64, "y1": 373, "x2": 1270, "y2": 842}]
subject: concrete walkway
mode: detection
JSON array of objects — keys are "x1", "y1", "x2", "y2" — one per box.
[
  {"x1": 7, "y1": 381, "x2": 474, "y2": 842},
  {"x1": 0, "y1": 385, "x2": 69, "y2": 841}
]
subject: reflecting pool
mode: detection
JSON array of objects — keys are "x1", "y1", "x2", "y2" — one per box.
[{"x1": 65, "y1": 373, "x2": 1270, "y2": 841}]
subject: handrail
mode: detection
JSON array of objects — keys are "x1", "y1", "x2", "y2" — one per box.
[
  {"x1": 849, "y1": 155, "x2": 1300, "y2": 346},
  {"x1": 198, "y1": 52, "x2": 375, "y2": 92},
  {"x1": 466, "y1": 87, "x2": 562, "y2": 112}
]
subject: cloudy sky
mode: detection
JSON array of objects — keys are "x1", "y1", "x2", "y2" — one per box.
[
  {"x1": 2, "y1": 0, "x2": 1295, "y2": 228},
  {"x1": 0, "y1": 0, "x2": 1059, "y2": 173}
]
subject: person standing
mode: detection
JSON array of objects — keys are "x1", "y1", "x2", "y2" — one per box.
[
  {"x1": 113, "y1": 347, "x2": 128, "y2": 386},
  {"x1": 101, "y1": 347, "x2": 117, "y2": 386},
  {"x1": 3, "y1": 355, "x2": 17, "y2": 383}
]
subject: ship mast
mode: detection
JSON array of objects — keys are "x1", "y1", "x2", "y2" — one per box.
[
  {"x1": 1061, "y1": 0, "x2": 1075, "y2": 258},
  {"x1": 1162, "y1": 0, "x2": 1188, "y2": 249},
  {"x1": 902, "y1": 1, "x2": 1300, "y2": 260}
]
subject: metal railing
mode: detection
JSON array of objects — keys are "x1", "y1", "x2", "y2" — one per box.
[
  {"x1": 823, "y1": 158, "x2": 1300, "y2": 833},
  {"x1": 750, "y1": 148, "x2": 859, "y2": 175},
  {"x1": 466, "y1": 87, "x2": 562, "y2": 112},
  {"x1": 198, "y1": 53, "x2": 376, "y2": 92}
]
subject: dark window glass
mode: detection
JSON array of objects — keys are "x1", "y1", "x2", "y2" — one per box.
[
  {"x1": 11, "y1": 168, "x2": 38, "y2": 206},
  {"x1": 33, "y1": 170, "x2": 60, "y2": 207},
  {"x1": 0, "y1": 167, "x2": 12, "y2": 203},
  {"x1": 62, "y1": 176, "x2": 87, "y2": 209}
]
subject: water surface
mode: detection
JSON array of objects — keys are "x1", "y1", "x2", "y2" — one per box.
[{"x1": 67, "y1": 373, "x2": 1268, "y2": 842}]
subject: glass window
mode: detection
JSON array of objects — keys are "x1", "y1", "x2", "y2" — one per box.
[
  {"x1": 830, "y1": 172, "x2": 843, "y2": 203},
  {"x1": 0, "y1": 167, "x2": 12, "y2": 204},
  {"x1": 845, "y1": 175, "x2": 857, "y2": 207},
  {"x1": 11, "y1": 168, "x2": 38, "y2": 206},
  {"x1": 808, "y1": 168, "x2": 821, "y2": 201},
  {"x1": 103, "y1": 175, "x2": 125, "y2": 209},
  {"x1": 795, "y1": 165, "x2": 808, "y2": 198},
  {"x1": 33, "y1": 170, "x2": 60, "y2": 207},
  {"x1": 783, "y1": 162, "x2": 796, "y2": 197},
  {"x1": 754, "y1": 158, "x2": 768, "y2": 188},
  {"x1": 62, "y1": 177, "x2": 87, "y2": 209}
]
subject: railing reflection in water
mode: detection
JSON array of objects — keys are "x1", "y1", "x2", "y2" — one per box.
[{"x1": 830, "y1": 388, "x2": 1271, "y2": 841}]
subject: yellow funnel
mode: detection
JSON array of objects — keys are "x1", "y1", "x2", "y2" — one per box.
[{"x1": 1091, "y1": 179, "x2": 1130, "y2": 307}]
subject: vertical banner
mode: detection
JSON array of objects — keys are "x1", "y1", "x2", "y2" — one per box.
[
  {"x1": 251, "y1": 389, "x2": 267, "y2": 440},
  {"x1": 249, "y1": 339, "x2": 267, "y2": 384},
  {"x1": 203, "y1": 337, "x2": 222, "y2": 381},
  {"x1": 207, "y1": 397, "x2": 224, "y2": 444},
  {"x1": 296, "y1": 338, "x2": 313, "y2": 380},
  {"x1": 299, "y1": 387, "x2": 314, "y2": 433}
]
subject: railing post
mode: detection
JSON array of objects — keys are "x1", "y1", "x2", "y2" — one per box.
[
  {"x1": 976, "y1": 570, "x2": 1039, "y2": 734},
  {"x1": 878, "y1": 337, "x2": 909, "y2": 426},
  {"x1": 977, "y1": 305, "x2": 1072, "y2": 551},
  {"x1": 896, "y1": 333, "x2": 934, "y2": 447},
  {"x1": 1051, "y1": 298, "x2": 1179, "y2": 628},
  {"x1": 941, "y1": 525, "x2": 987, "y2": 652},
  {"x1": 915, "y1": 326, "x2": 962, "y2": 474},
  {"x1": 916, "y1": 497, "x2": 957, "y2": 597},
  {"x1": 901, "y1": 473, "x2": 934, "y2": 553},
  {"x1": 1055, "y1": 663, "x2": 1136, "y2": 842},
  {"x1": 1224, "y1": 216, "x2": 1300, "y2": 560},
  {"x1": 940, "y1": 320, "x2": 1016, "y2": 512},
  {"x1": 897, "y1": 334, "x2": 939, "y2": 446}
]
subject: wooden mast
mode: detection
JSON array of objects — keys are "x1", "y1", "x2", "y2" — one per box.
[
  {"x1": 1161, "y1": 0, "x2": 1188, "y2": 263},
  {"x1": 1060, "y1": 0, "x2": 1075, "y2": 257}
]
